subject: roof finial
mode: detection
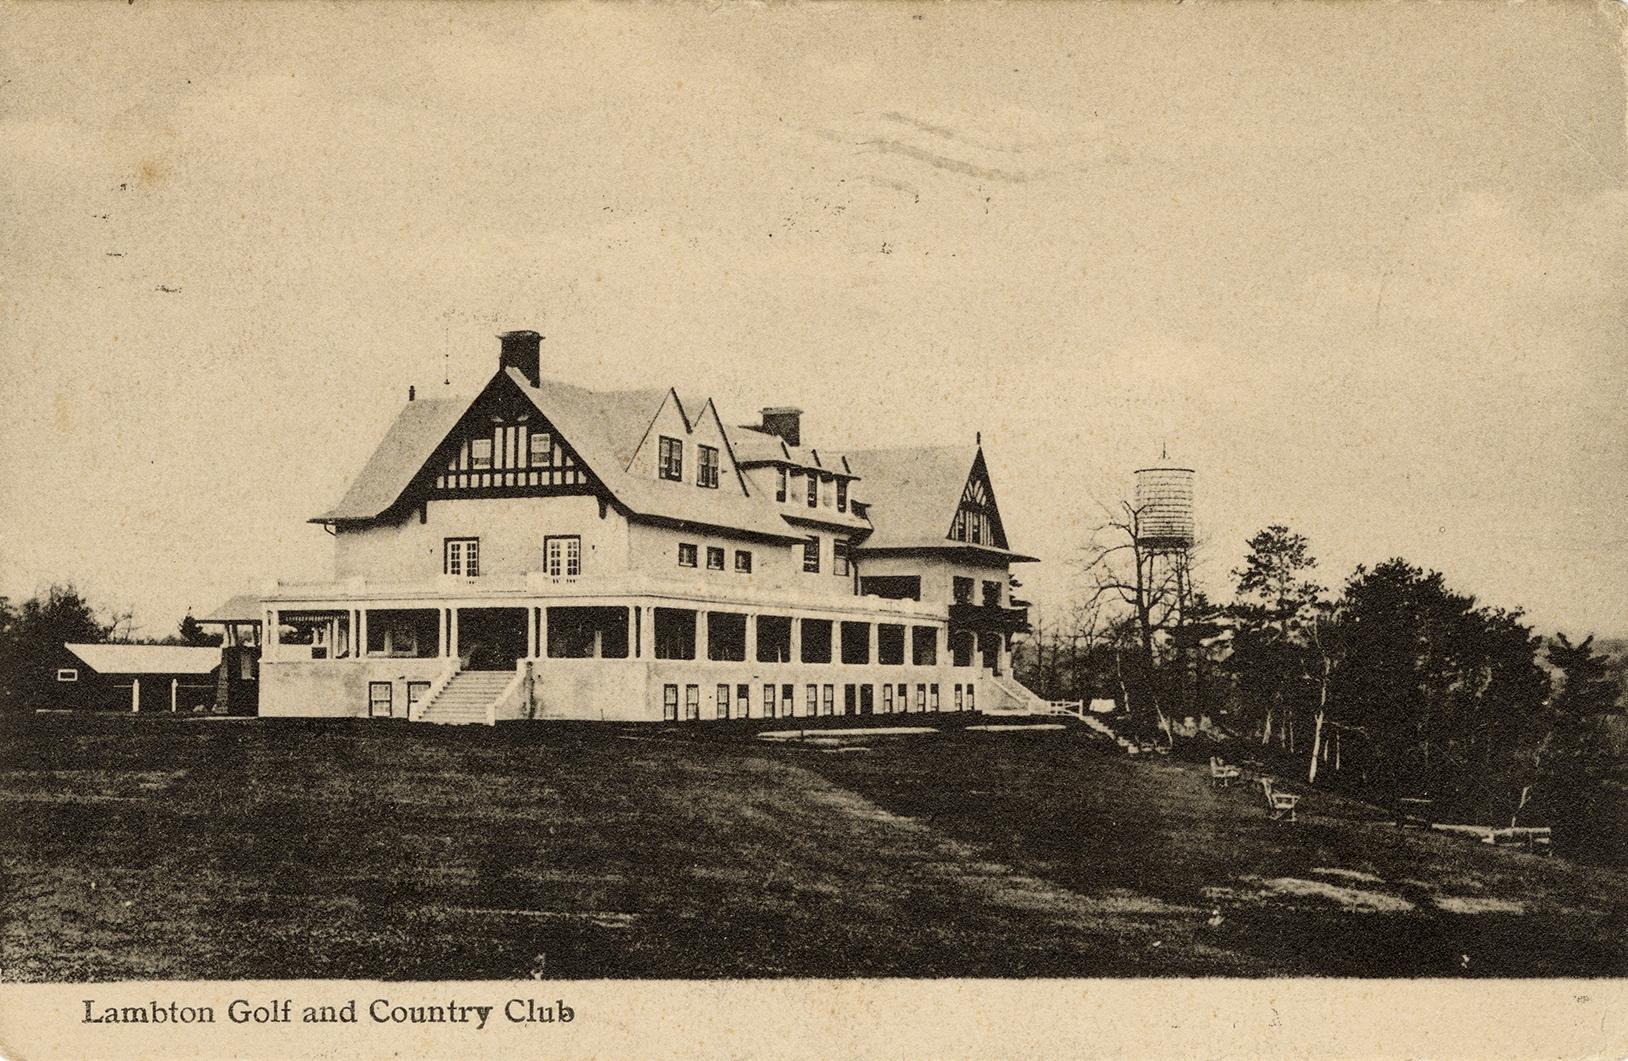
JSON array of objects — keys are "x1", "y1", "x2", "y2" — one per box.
[
  {"x1": 976, "y1": 430, "x2": 982, "y2": 447},
  {"x1": 1161, "y1": 440, "x2": 1168, "y2": 461}
]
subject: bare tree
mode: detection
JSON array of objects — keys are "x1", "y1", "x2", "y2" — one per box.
[{"x1": 1078, "y1": 500, "x2": 1190, "y2": 745}]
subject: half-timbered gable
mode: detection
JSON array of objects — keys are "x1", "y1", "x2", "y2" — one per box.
[
  {"x1": 425, "y1": 373, "x2": 598, "y2": 501},
  {"x1": 947, "y1": 450, "x2": 1009, "y2": 550}
]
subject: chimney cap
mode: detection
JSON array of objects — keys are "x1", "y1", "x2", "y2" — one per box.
[
  {"x1": 760, "y1": 405, "x2": 803, "y2": 416},
  {"x1": 498, "y1": 329, "x2": 542, "y2": 341}
]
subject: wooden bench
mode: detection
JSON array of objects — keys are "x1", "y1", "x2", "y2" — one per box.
[
  {"x1": 1484, "y1": 826, "x2": 1552, "y2": 854},
  {"x1": 1209, "y1": 756, "x2": 1241, "y2": 787},
  {"x1": 1259, "y1": 777, "x2": 1301, "y2": 821}
]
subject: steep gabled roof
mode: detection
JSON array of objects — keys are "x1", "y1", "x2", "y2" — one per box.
[
  {"x1": 504, "y1": 370, "x2": 800, "y2": 540},
  {"x1": 317, "y1": 398, "x2": 467, "y2": 521},
  {"x1": 847, "y1": 445, "x2": 1036, "y2": 560}
]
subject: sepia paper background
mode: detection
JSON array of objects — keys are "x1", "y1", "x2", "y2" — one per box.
[{"x1": 2, "y1": 0, "x2": 1625, "y2": 1057}]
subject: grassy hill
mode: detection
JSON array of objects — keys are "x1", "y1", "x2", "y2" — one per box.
[{"x1": 2, "y1": 713, "x2": 1623, "y2": 980}]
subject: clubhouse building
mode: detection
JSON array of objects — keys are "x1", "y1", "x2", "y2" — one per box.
[{"x1": 259, "y1": 331, "x2": 1044, "y2": 723}]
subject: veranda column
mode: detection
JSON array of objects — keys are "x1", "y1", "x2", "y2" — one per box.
[
  {"x1": 789, "y1": 616, "x2": 802, "y2": 664},
  {"x1": 694, "y1": 610, "x2": 705, "y2": 662},
  {"x1": 626, "y1": 607, "x2": 637, "y2": 660},
  {"x1": 744, "y1": 614, "x2": 758, "y2": 665},
  {"x1": 866, "y1": 622, "x2": 878, "y2": 667},
  {"x1": 449, "y1": 609, "x2": 459, "y2": 661},
  {"x1": 640, "y1": 606, "x2": 656, "y2": 660}
]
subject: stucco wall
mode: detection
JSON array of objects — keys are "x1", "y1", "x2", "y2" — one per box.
[
  {"x1": 333, "y1": 495, "x2": 629, "y2": 582},
  {"x1": 260, "y1": 658, "x2": 448, "y2": 717},
  {"x1": 857, "y1": 554, "x2": 1009, "y2": 605}
]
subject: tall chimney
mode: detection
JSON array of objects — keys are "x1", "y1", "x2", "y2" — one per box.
[
  {"x1": 498, "y1": 330, "x2": 543, "y2": 387},
  {"x1": 759, "y1": 406, "x2": 803, "y2": 448}
]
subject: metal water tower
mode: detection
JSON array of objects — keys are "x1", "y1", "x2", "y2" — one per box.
[{"x1": 1134, "y1": 456, "x2": 1195, "y2": 552}]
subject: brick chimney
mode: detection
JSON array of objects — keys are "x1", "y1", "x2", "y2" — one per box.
[
  {"x1": 499, "y1": 330, "x2": 542, "y2": 386},
  {"x1": 759, "y1": 406, "x2": 803, "y2": 447}
]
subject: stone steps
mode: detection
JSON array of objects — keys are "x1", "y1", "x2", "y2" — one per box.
[{"x1": 418, "y1": 671, "x2": 512, "y2": 725}]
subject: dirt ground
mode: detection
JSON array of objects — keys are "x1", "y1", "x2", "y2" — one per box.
[{"x1": 2, "y1": 713, "x2": 1623, "y2": 980}]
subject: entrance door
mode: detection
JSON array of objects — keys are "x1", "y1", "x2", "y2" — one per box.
[
  {"x1": 458, "y1": 608, "x2": 528, "y2": 670},
  {"x1": 859, "y1": 684, "x2": 874, "y2": 715}
]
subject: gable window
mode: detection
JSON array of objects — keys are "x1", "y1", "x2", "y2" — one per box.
[
  {"x1": 545, "y1": 535, "x2": 581, "y2": 578},
  {"x1": 806, "y1": 473, "x2": 818, "y2": 508},
  {"x1": 697, "y1": 445, "x2": 720, "y2": 489},
  {"x1": 678, "y1": 543, "x2": 698, "y2": 568},
  {"x1": 734, "y1": 550, "x2": 753, "y2": 574},
  {"x1": 951, "y1": 510, "x2": 967, "y2": 542},
  {"x1": 470, "y1": 437, "x2": 493, "y2": 470},
  {"x1": 529, "y1": 430, "x2": 553, "y2": 467},
  {"x1": 970, "y1": 510, "x2": 983, "y2": 544},
  {"x1": 56, "y1": 668, "x2": 78, "y2": 682},
  {"x1": 837, "y1": 479, "x2": 848, "y2": 513},
  {"x1": 445, "y1": 537, "x2": 480, "y2": 577},
  {"x1": 802, "y1": 536, "x2": 820, "y2": 573},
  {"x1": 706, "y1": 546, "x2": 725, "y2": 571},
  {"x1": 833, "y1": 539, "x2": 851, "y2": 577},
  {"x1": 658, "y1": 436, "x2": 683, "y2": 481},
  {"x1": 776, "y1": 467, "x2": 787, "y2": 502}
]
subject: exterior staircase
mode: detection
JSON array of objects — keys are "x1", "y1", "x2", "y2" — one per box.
[{"x1": 416, "y1": 670, "x2": 511, "y2": 725}]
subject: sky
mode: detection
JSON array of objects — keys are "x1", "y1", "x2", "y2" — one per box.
[{"x1": 2, "y1": 2, "x2": 1625, "y2": 640}]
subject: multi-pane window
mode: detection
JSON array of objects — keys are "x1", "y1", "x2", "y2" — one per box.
[
  {"x1": 763, "y1": 684, "x2": 777, "y2": 718},
  {"x1": 717, "y1": 684, "x2": 730, "y2": 720},
  {"x1": 917, "y1": 684, "x2": 928, "y2": 711},
  {"x1": 445, "y1": 538, "x2": 480, "y2": 577},
  {"x1": 734, "y1": 550, "x2": 753, "y2": 574},
  {"x1": 685, "y1": 684, "x2": 700, "y2": 721},
  {"x1": 368, "y1": 681, "x2": 393, "y2": 718},
  {"x1": 776, "y1": 467, "x2": 787, "y2": 502},
  {"x1": 821, "y1": 684, "x2": 834, "y2": 716},
  {"x1": 678, "y1": 543, "x2": 698, "y2": 568},
  {"x1": 736, "y1": 683, "x2": 750, "y2": 719},
  {"x1": 802, "y1": 536, "x2": 820, "y2": 573},
  {"x1": 805, "y1": 684, "x2": 817, "y2": 717},
  {"x1": 837, "y1": 479, "x2": 848, "y2": 513},
  {"x1": 658, "y1": 436, "x2": 683, "y2": 481},
  {"x1": 833, "y1": 539, "x2": 851, "y2": 577},
  {"x1": 930, "y1": 685, "x2": 941, "y2": 712},
  {"x1": 663, "y1": 683, "x2": 679, "y2": 721},
  {"x1": 545, "y1": 536, "x2": 581, "y2": 578},
  {"x1": 470, "y1": 437, "x2": 493, "y2": 470},
  {"x1": 407, "y1": 681, "x2": 431, "y2": 714},
  {"x1": 806, "y1": 473, "x2": 818, "y2": 508},
  {"x1": 951, "y1": 510, "x2": 966, "y2": 541},
  {"x1": 706, "y1": 546, "x2": 725, "y2": 571},
  {"x1": 697, "y1": 445, "x2": 720, "y2": 489},
  {"x1": 955, "y1": 684, "x2": 965, "y2": 711},
  {"x1": 883, "y1": 684, "x2": 894, "y2": 713},
  {"x1": 529, "y1": 430, "x2": 553, "y2": 466}
]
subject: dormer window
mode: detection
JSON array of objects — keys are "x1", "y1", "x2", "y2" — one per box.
[
  {"x1": 836, "y1": 479, "x2": 848, "y2": 513},
  {"x1": 658, "y1": 437, "x2": 683, "y2": 481},
  {"x1": 776, "y1": 467, "x2": 787, "y2": 502},
  {"x1": 697, "y1": 445, "x2": 720, "y2": 489},
  {"x1": 470, "y1": 437, "x2": 493, "y2": 470},
  {"x1": 806, "y1": 473, "x2": 818, "y2": 508}
]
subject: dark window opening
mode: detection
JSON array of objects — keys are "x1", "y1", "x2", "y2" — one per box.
[
  {"x1": 706, "y1": 611, "x2": 747, "y2": 662},
  {"x1": 983, "y1": 579, "x2": 1002, "y2": 606},
  {"x1": 367, "y1": 608, "x2": 440, "y2": 658},
  {"x1": 717, "y1": 683, "x2": 730, "y2": 720},
  {"x1": 678, "y1": 543, "x2": 698, "y2": 568},
  {"x1": 912, "y1": 626, "x2": 939, "y2": 666},
  {"x1": 840, "y1": 621, "x2": 871, "y2": 665},
  {"x1": 833, "y1": 539, "x2": 851, "y2": 577},
  {"x1": 953, "y1": 576, "x2": 975, "y2": 604},
  {"x1": 756, "y1": 615, "x2": 792, "y2": 663},
  {"x1": 802, "y1": 536, "x2": 820, "y2": 573},
  {"x1": 706, "y1": 546, "x2": 725, "y2": 571},
  {"x1": 877, "y1": 624, "x2": 906, "y2": 666},
  {"x1": 806, "y1": 474, "x2": 818, "y2": 508},
  {"x1": 654, "y1": 608, "x2": 697, "y2": 660},
  {"x1": 547, "y1": 606, "x2": 628, "y2": 659},
  {"x1": 776, "y1": 467, "x2": 787, "y2": 502},
  {"x1": 837, "y1": 479, "x2": 848, "y2": 513},
  {"x1": 734, "y1": 550, "x2": 753, "y2": 574},
  {"x1": 800, "y1": 618, "x2": 833, "y2": 664},
  {"x1": 860, "y1": 575, "x2": 921, "y2": 601}
]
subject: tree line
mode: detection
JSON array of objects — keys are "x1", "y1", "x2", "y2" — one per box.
[{"x1": 1016, "y1": 520, "x2": 1626, "y2": 864}]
